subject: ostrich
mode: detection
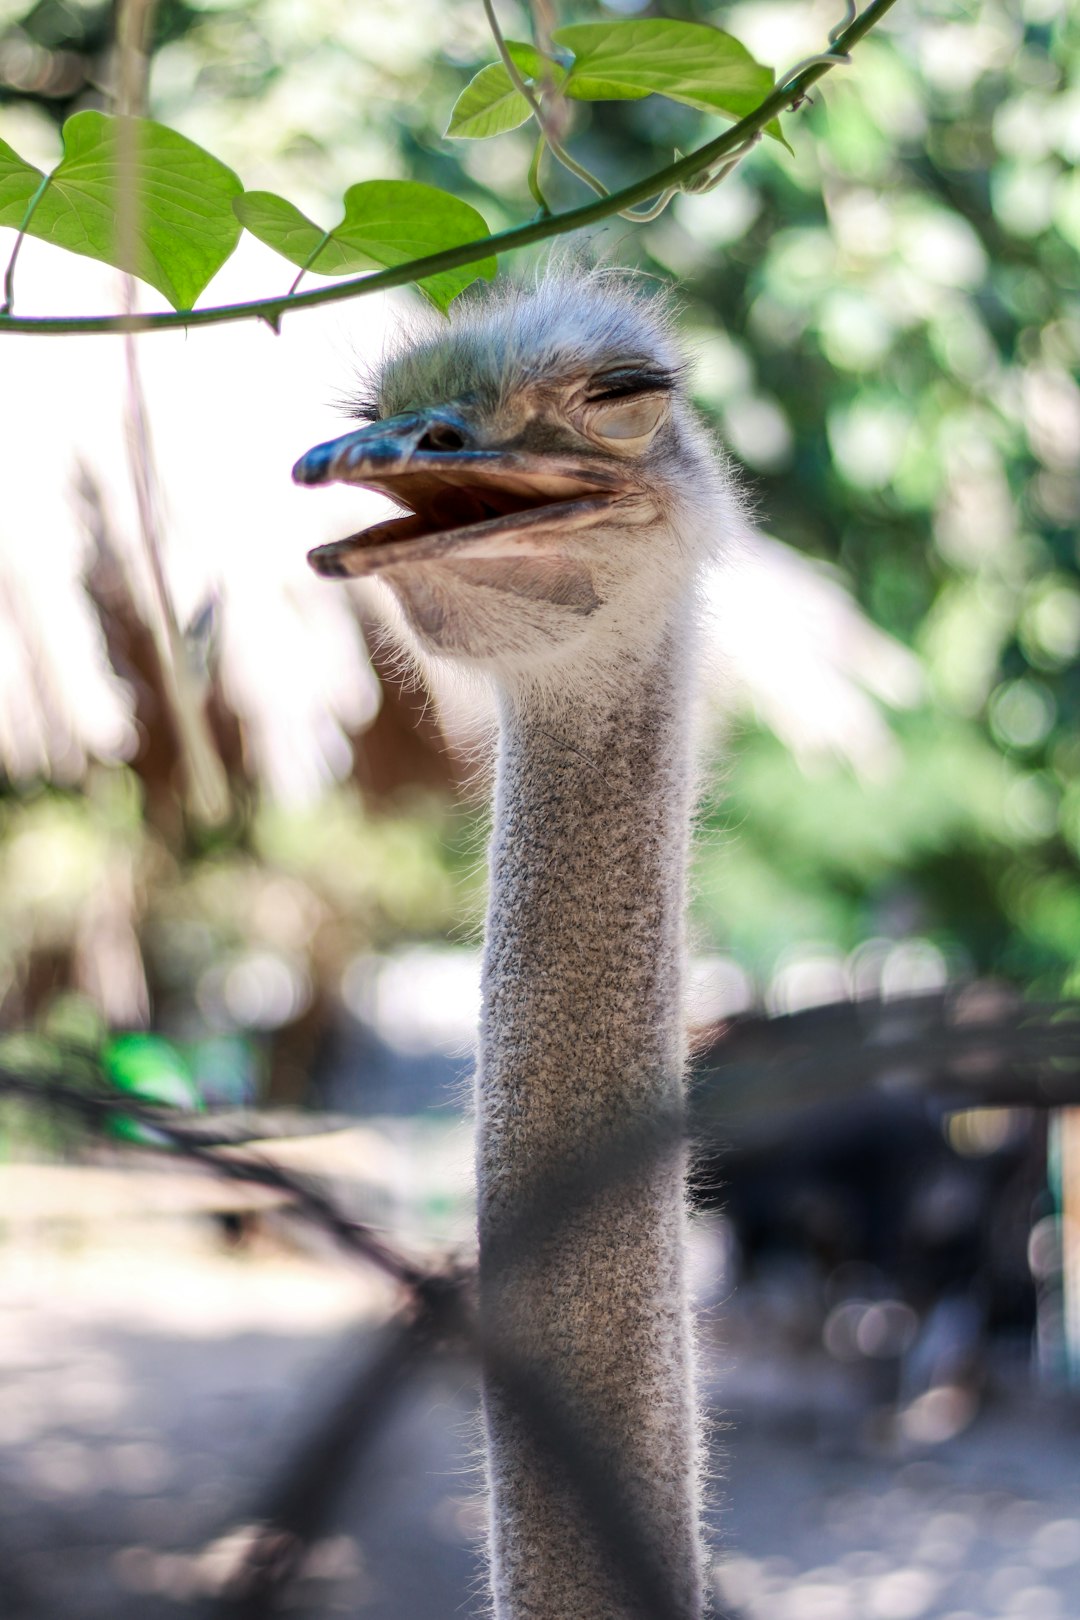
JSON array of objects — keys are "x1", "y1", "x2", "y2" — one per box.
[{"x1": 293, "y1": 270, "x2": 742, "y2": 1620}]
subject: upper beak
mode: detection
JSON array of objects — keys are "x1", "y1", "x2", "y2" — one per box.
[
  {"x1": 292, "y1": 409, "x2": 635, "y2": 580},
  {"x1": 293, "y1": 409, "x2": 480, "y2": 491}
]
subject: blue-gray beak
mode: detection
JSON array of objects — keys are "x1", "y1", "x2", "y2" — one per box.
[
  {"x1": 292, "y1": 409, "x2": 477, "y2": 488},
  {"x1": 293, "y1": 409, "x2": 634, "y2": 581}
]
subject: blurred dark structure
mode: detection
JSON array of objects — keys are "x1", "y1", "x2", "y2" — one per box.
[{"x1": 694, "y1": 990, "x2": 1061, "y2": 1407}]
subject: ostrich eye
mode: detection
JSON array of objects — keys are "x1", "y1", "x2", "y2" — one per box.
[
  {"x1": 578, "y1": 364, "x2": 676, "y2": 449},
  {"x1": 586, "y1": 392, "x2": 669, "y2": 449}
]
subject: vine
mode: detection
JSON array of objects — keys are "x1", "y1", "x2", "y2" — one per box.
[{"x1": 0, "y1": 0, "x2": 900, "y2": 338}]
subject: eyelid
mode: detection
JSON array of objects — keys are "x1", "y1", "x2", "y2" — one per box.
[{"x1": 584, "y1": 392, "x2": 669, "y2": 445}]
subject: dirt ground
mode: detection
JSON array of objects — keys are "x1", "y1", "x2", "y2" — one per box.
[{"x1": 2, "y1": 1206, "x2": 1080, "y2": 1620}]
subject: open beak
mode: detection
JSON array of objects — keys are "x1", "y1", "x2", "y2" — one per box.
[{"x1": 292, "y1": 409, "x2": 634, "y2": 579}]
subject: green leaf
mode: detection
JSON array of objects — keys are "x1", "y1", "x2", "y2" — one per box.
[
  {"x1": 23, "y1": 111, "x2": 243, "y2": 310},
  {"x1": 234, "y1": 181, "x2": 496, "y2": 313},
  {"x1": 234, "y1": 192, "x2": 332, "y2": 267},
  {"x1": 553, "y1": 20, "x2": 786, "y2": 144},
  {"x1": 0, "y1": 138, "x2": 44, "y2": 228},
  {"x1": 447, "y1": 41, "x2": 565, "y2": 139}
]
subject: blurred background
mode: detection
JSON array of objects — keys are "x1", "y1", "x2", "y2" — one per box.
[{"x1": 2, "y1": 0, "x2": 1080, "y2": 1614}]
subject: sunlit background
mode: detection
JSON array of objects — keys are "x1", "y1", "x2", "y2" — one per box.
[{"x1": 2, "y1": 0, "x2": 1080, "y2": 1614}]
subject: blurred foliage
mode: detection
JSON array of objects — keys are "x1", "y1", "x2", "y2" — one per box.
[
  {"x1": 661, "y1": 0, "x2": 1080, "y2": 996},
  {"x1": 2, "y1": 0, "x2": 1080, "y2": 1072},
  {"x1": 0, "y1": 773, "x2": 483, "y2": 1116}
]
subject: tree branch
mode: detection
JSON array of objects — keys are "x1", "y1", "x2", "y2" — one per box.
[{"x1": 0, "y1": 0, "x2": 900, "y2": 338}]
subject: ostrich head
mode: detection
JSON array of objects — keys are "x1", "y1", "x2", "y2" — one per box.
[{"x1": 293, "y1": 270, "x2": 737, "y2": 688}]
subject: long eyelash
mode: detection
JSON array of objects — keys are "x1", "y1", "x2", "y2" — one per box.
[
  {"x1": 585, "y1": 368, "x2": 680, "y2": 403},
  {"x1": 348, "y1": 394, "x2": 382, "y2": 423}
]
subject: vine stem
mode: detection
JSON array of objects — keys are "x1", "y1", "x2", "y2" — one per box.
[
  {"x1": 1, "y1": 173, "x2": 51, "y2": 315},
  {"x1": 483, "y1": 0, "x2": 751, "y2": 225},
  {"x1": 287, "y1": 226, "x2": 334, "y2": 296},
  {"x1": 0, "y1": 0, "x2": 901, "y2": 339},
  {"x1": 481, "y1": 0, "x2": 610, "y2": 203},
  {"x1": 527, "y1": 135, "x2": 552, "y2": 216}
]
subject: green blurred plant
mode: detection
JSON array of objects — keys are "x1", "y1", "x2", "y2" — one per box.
[
  {"x1": 0, "y1": 0, "x2": 894, "y2": 330},
  {"x1": 2, "y1": 0, "x2": 1079, "y2": 1009}
]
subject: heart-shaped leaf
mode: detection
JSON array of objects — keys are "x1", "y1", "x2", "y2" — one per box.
[
  {"x1": 0, "y1": 138, "x2": 44, "y2": 228},
  {"x1": 234, "y1": 181, "x2": 496, "y2": 312},
  {"x1": 555, "y1": 20, "x2": 774, "y2": 119},
  {"x1": 448, "y1": 21, "x2": 785, "y2": 149},
  {"x1": 447, "y1": 41, "x2": 566, "y2": 139},
  {"x1": 23, "y1": 111, "x2": 243, "y2": 310}
]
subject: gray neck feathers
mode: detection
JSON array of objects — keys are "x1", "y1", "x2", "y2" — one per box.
[{"x1": 476, "y1": 627, "x2": 704, "y2": 1620}]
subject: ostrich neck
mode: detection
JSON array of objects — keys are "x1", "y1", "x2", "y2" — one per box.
[
  {"x1": 477, "y1": 636, "x2": 703, "y2": 1620},
  {"x1": 482, "y1": 650, "x2": 692, "y2": 1158}
]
